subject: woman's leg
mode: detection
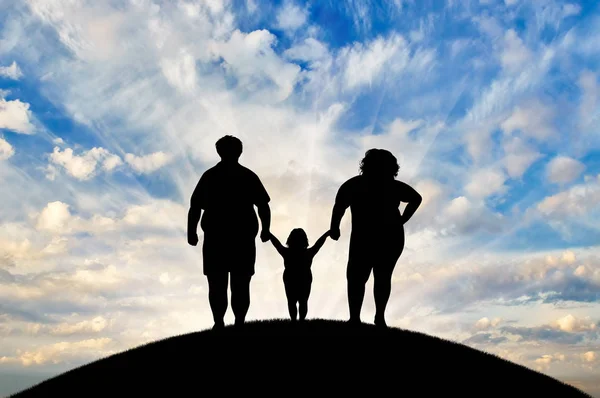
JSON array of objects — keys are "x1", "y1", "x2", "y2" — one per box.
[
  {"x1": 373, "y1": 247, "x2": 403, "y2": 327},
  {"x1": 347, "y1": 255, "x2": 371, "y2": 324}
]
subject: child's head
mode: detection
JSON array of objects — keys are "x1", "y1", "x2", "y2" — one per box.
[{"x1": 286, "y1": 228, "x2": 309, "y2": 249}]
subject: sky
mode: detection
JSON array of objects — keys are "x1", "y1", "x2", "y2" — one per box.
[{"x1": 0, "y1": 0, "x2": 599, "y2": 395}]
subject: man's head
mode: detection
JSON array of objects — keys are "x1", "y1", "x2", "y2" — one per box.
[{"x1": 215, "y1": 135, "x2": 243, "y2": 162}]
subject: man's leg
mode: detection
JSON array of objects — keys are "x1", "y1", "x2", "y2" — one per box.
[
  {"x1": 230, "y1": 272, "x2": 252, "y2": 326},
  {"x1": 206, "y1": 272, "x2": 229, "y2": 328}
]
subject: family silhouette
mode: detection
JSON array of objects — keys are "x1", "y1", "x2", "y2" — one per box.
[{"x1": 187, "y1": 136, "x2": 422, "y2": 329}]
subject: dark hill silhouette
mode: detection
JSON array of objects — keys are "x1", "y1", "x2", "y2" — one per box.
[{"x1": 9, "y1": 319, "x2": 591, "y2": 397}]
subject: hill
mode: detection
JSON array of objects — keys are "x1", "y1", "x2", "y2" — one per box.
[{"x1": 9, "y1": 319, "x2": 592, "y2": 397}]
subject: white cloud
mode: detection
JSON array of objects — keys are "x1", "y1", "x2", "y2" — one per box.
[
  {"x1": 246, "y1": 0, "x2": 257, "y2": 14},
  {"x1": 160, "y1": 49, "x2": 198, "y2": 95},
  {"x1": 501, "y1": 136, "x2": 542, "y2": 178},
  {"x1": 211, "y1": 29, "x2": 302, "y2": 101},
  {"x1": 465, "y1": 128, "x2": 493, "y2": 163},
  {"x1": 0, "y1": 136, "x2": 15, "y2": 160},
  {"x1": 0, "y1": 61, "x2": 23, "y2": 80},
  {"x1": 49, "y1": 146, "x2": 123, "y2": 180},
  {"x1": 4, "y1": 338, "x2": 113, "y2": 366},
  {"x1": 534, "y1": 174, "x2": 600, "y2": 219},
  {"x1": 501, "y1": 30, "x2": 532, "y2": 72},
  {"x1": 283, "y1": 38, "x2": 329, "y2": 63},
  {"x1": 49, "y1": 316, "x2": 110, "y2": 335},
  {"x1": 578, "y1": 70, "x2": 598, "y2": 129},
  {"x1": 35, "y1": 201, "x2": 73, "y2": 234},
  {"x1": 0, "y1": 98, "x2": 35, "y2": 134},
  {"x1": 501, "y1": 100, "x2": 556, "y2": 140},
  {"x1": 124, "y1": 151, "x2": 171, "y2": 174},
  {"x1": 465, "y1": 167, "x2": 508, "y2": 198},
  {"x1": 339, "y1": 33, "x2": 411, "y2": 90},
  {"x1": 553, "y1": 314, "x2": 596, "y2": 333},
  {"x1": 582, "y1": 351, "x2": 596, "y2": 363},
  {"x1": 475, "y1": 317, "x2": 502, "y2": 329},
  {"x1": 546, "y1": 156, "x2": 585, "y2": 184},
  {"x1": 276, "y1": 1, "x2": 308, "y2": 32}
]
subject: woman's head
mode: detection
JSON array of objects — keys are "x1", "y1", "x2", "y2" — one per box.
[
  {"x1": 359, "y1": 148, "x2": 400, "y2": 179},
  {"x1": 286, "y1": 228, "x2": 309, "y2": 249}
]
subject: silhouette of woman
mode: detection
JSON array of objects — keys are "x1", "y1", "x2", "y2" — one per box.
[
  {"x1": 269, "y1": 228, "x2": 330, "y2": 321},
  {"x1": 329, "y1": 149, "x2": 422, "y2": 327}
]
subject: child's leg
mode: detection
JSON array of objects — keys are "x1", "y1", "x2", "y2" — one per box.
[
  {"x1": 283, "y1": 272, "x2": 298, "y2": 321},
  {"x1": 298, "y1": 275, "x2": 312, "y2": 321},
  {"x1": 298, "y1": 300, "x2": 307, "y2": 321},
  {"x1": 288, "y1": 299, "x2": 298, "y2": 321}
]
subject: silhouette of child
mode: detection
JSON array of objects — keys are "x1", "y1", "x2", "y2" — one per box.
[{"x1": 269, "y1": 229, "x2": 330, "y2": 322}]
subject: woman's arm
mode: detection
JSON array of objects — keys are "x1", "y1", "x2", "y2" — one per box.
[
  {"x1": 399, "y1": 182, "x2": 422, "y2": 224},
  {"x1": 269, "y1": 233, "x2": 287, "y2": 257},
  {"x1": 330, "y1": 180, "x2": 352, "y2": 240},
  {"x1": 308, "y1": 230, "x2": 330, "y2": 257}
]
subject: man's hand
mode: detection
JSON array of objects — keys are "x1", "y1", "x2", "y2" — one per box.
[
  {"x1": 329, "y1": 228, "x2": 340, "y2": 241},
  {"x1": 188, "y1": 233, "x2": 199, "y2": 246},
  {"x1": 260, "y1": 230, "x2": 271, "y2": 243}
]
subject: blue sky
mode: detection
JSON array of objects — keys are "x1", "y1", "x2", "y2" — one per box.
[{"x1": 1, "y1": 0, "x2": 600, "y2": 396}]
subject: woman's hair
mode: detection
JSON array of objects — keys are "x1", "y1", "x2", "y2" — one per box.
[
  {"x1": 286, "y1": 228, "x2": 309, "y2": 249},
  {"x1": 359, "y1": 148, "x2": 400, "y2": 179}
]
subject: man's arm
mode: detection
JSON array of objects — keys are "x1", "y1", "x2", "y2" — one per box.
[
  {"x1": 253, "y1": 172, "x2": 272, "y2": 242},
  {"x1": 187, "y1": 206, "x2": 201, "y2": 246},
  {"x1": 399, "y1": 181, "x2": 422, "y2": 225},
  {"x1": 187, "y1": 175, "x2": 206, "y2": 246},
  {"x1": 257, "y1": 202, "x2": 271, "y2": 242}
]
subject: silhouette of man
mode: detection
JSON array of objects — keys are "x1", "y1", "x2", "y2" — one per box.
[
  {"x1": 329, "y1": 149, "x2": 422, "y2": 327},
  {"x1": 187, "y1": 136, "x2": 271, "y2": 329}
]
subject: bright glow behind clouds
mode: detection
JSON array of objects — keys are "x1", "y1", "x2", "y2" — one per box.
[{"x1": 0, "y1": 0, "x2": 600, "y2": 396}]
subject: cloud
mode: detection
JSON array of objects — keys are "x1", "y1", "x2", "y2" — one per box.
[
  {"x1": 546, "y1": 156, "x2": 586, "y2": 184},
  {"x1": 0, "y1": 98, "x2": 35, "y2": 134},
  {"x1": 501, "y1": 99, "x2": 556, "y2": 141},
  {"x1": 465, "y1": 167, "x2": 508, "y2": 199},
  {"x1": 552, "y1": 314, "x2": 597, "y2": 333},
  {"x1": 501, "y1": 29, "x2": 532, "y2": 72},
  {"x1": 582, "y1": 351, "x2": 596, "y2": 363},
  {"x1": 1, "y1": 338, "x2": 113, "y2": 366},
  {"x1": 124, "y1": 152, "x2": 172, "y2": 174},
  {"x1": 475, "y1": 317, "x2": 502, "y2": 330},
  {"x1": 578, "y1": 70, "x2": 598, "y2": 129},
  {"x1": 276, "y1": 1, "x2": 308, "y2": 32},
  {"x1": 501, "y1": 136, "x2": 543, "y2": 179},
  {"x1": 0, "y1": 137, "x2": 15, "y2": 160},
  {"x1": 534, "y1": 174, "x2": 600, "y2": 220},
  {"x1": 283, "y1": 37, "x2": 329, "y2": 64},
  {"x1": 246, "y1": 0, "x2": 257, "y2": 14},
  {"x1": 49, "y1": 316, "x2": 110, "y2": 336},
  {"x1": 211, "y1": 29, "x2": 302, "y2": 102},
  {"x1": 48, "y1": 146, "x2": 123, "y2": 180},
  {"x1": 339, "y1": 33, "x2": 411, "y2": 90},
  {"x1": 35, "y1": 201, "x2": 73, "y2": 234},
  {"x1": 0, "y1": 61, "x2": 23, "y2": 80}
]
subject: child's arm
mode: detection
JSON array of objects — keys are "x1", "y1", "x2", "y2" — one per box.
[
  {"x1": 269, "y1": 233, "x2": 287, "y2": 257},
  {"x1": 308, "y1": 230, "x2": 330, "y2": 257}
]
